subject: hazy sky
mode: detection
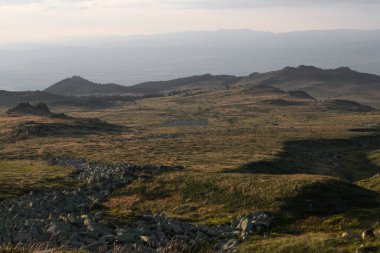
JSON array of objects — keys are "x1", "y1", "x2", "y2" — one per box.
[{"x1": 1, "y1": 0, "x2": 380, "y2": 43}]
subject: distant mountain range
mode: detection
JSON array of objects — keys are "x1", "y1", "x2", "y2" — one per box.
[
  {"x1": 1, "y1": 65, "x2": 379, "y2": 108},
  {"x1": 1, "y1": 29, "x2": 380, "y2": 91},
  {"x1": 236, "y1": 65, "x2": 380, "y2": 104},
  {"x1": 39, "y1": 65, "x2": 380, "y2": 106}
]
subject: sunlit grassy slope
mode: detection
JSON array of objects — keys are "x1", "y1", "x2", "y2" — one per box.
[
  {"x1": 1, "y1": 87, "x2": 379, "y2": 252},
  {"x1": 1, "y1": 88, "x2": 379, "y2": 178},
  {"x1": 105, "y1": 172, "x2": 378, "y2": 225},
  {"x1": 0, "y1": 160, "x2": 75, "y2": 200}
]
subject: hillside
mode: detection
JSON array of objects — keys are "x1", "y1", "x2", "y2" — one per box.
[
  {"x1": 44, "y1": 74, "x2": 241, "y2": 96},
  {"x1": 0, "y1": 89, "x2": 140, "y2": 108},
  {"x1": 42, "y1": 66, "x2": 380, "y2": 108},
  {"x1": 44, "y1": 76, "x2": 130, "y2": 96},
  {"x1": 0, "y1": 90, "x2": 65, "y2": 106},
  {"x1": 125, "y1": 74, "x2": 241, "y2": 94},
  {"x1": 237, "y1": 65, "x2": 380, "y2": 105},
  {"x1": 1, "y1": 80, "x2": 380, "y2": 252}
]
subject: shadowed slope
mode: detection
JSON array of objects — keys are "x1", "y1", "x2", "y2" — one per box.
[{"x1": 231, "y1": 130, "x2": 380, "y2": 181}]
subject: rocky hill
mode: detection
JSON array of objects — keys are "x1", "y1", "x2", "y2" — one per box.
[
  {"x1": 44, "y1": 76, "x2": 130, "y2": 96},
  {"x1": 236, "y1": 65, "x2": 380, "y2": 105},
  {"x1": 41, "y1": 66, "x2": 380, "y2": 107},
  {"x1": 44, "y1": 74, "x2": 241, "y2": 96},
  {"x1": 3, "y1": 104, "x2": 126, "y2": 140},
  {"x1": 7, "y1": 102, "x2": 55, "y2": 116}
]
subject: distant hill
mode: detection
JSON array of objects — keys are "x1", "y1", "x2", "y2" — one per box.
[
  {"x1": 19, "y1": 65, "x2": 380, "y2": 108},
  {"x1": 44, "y1": 74, "x2": 241, "y2": 96},
  {"x1": 124, "y1": 74, "x2": 241, "y2": 94},
  {"x1": 44, "y1": 76, "x2": 129, "y2": 96},
  {"x1": 0, "y1": 90, "x2": 116, "y2": 107},
  {"x1": 125, "y1": 66, "x2": 380, "y2": 106},
  {"x1": 2, "y1": 29, "x2": 380, "y2": 91},
  {"x1": 236, "y1": 65, "x2": 380, "y2": 105}
]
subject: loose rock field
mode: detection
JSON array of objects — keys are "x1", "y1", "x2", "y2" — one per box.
[{"x1": 0, "y1": 158, "x2": 270, "y2": 252}]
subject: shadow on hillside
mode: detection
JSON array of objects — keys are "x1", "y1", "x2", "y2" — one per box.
[
  {"x1": 226, "y1": 128, "x2": 380, "y2": 181},
  {"x1": 280, "y1": 179, "x2": 379, "y2": 215},
  {"x1": 10, "y1": 119, "x2": 127, "y2": 140}
]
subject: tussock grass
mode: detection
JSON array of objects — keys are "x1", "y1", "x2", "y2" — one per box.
[
  {"x1": 0, "y1": 160, "x2": 76, "y2": 200},
  {"x1": 1, "y1": 89, "x2": 379, "y2": 174},
  {"x1": 240, "y1": 233, "x2": 380, "y2": 253},
  {"x1": 1, "y1": 89, "x2": 380, "y2": 252},
  {"x1": 105, "y1": 172, "x2": 378, "y2": 224},
  {"x1": 288, "y1": 208, "x2": 380, "y2": 233}
]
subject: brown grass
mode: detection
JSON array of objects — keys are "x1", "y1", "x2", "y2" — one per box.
[
  {"x1": 0, "y1": 160, "x2": 76, "y2": 200},
  {"x1": 1, "y1": 88, "x2": 380, "y2": 252}
]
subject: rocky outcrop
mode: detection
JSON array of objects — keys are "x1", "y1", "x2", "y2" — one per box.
[
  {"x1": 7, "y1": 102, "x2": 56, "y2": 116},
  {"x1": 0, "y1": 158, "x2": 271, "y2": 252},
  {"x1": 10, "y1": 118, "x2": 126, "y2": 140}
]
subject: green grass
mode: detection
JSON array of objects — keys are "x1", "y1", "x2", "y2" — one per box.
[
  {"x1": 240, "y1": 233, "x2": 380, "y2": 253},
  {"x1": 0, "y1": 160, "x2": 76, "y2": 200},
  {"x1": 1, "y1": 88, "x2": 379, "y2": 176},
  {"x1": 1, "y1": 88, "x2": 380, "y2": 251},
  {"x1": 284, "y1": 208, "x2": 380, "y2": 233},
  {"x1": 105, "y1": 172, "x2": 378, "y2": 225}
]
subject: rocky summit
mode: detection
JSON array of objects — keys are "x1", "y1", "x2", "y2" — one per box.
[{"x1": 0, "y1": 158, "x2": 271, "y2": 253}]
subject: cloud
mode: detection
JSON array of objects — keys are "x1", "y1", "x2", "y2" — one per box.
[
  {"x1": 0, "y1": 0, "x2": 379, "y2": 44},
  {"x1": 1, "y1": 0, "x2": 380, "y2": 8},
  {"x1": 169, "y1": 0, "x2": 380, "y2": 9},
  {"x1": 0, "y1": 0, "x2": 41, "y2": 4}
]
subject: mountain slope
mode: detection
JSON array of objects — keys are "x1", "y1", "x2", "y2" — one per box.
[
  {"x1": 237, "y1": 65, "x2": 380, "y2": 105},
  {"x1": 44, "y1": 74, "x2": 241, "y2": 96},
  {"x1": 0, "y1": 90, "x2": 110, "y2": 107},
  {"x1": 124, "y1": 74, "x2": 241, "y2": 94},
  {"x1": 41, "y1": 65, "x2": 380, "y2": 106},
  {"x1": 44, "y1": 76, "x2": 129, "y2": 96}
]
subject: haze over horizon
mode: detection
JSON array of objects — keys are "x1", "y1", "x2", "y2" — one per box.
[
  {"x1": 1, "y1": 0, "x2": 380, "y2": 44},
  {"x1": 1, "y1": 0, "x2": 380, "y2": 90}
]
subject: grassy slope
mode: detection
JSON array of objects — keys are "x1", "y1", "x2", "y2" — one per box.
[
  {"x1": 1, "y1": 89, "x2": 379, "y2": 177},
  {"x1": 0, "y1": 160, "x2": 75, "y2": 200},
  {"x1": 240, "y1": 233, "x2": 380, "y2": 253},
  {"x1": 104, "y1": 172, "x2": 378, "y2": 224},
  {"x1": 1, "y1": 88, "x2": 380, "y2": 252},
  {"x1": 358, "y1": 174, "x2": 380, "y2": 193}
]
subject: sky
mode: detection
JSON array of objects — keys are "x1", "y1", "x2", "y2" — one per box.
[{"x1": 0, "y1": 0, "x2": 380, "y2": 44}]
